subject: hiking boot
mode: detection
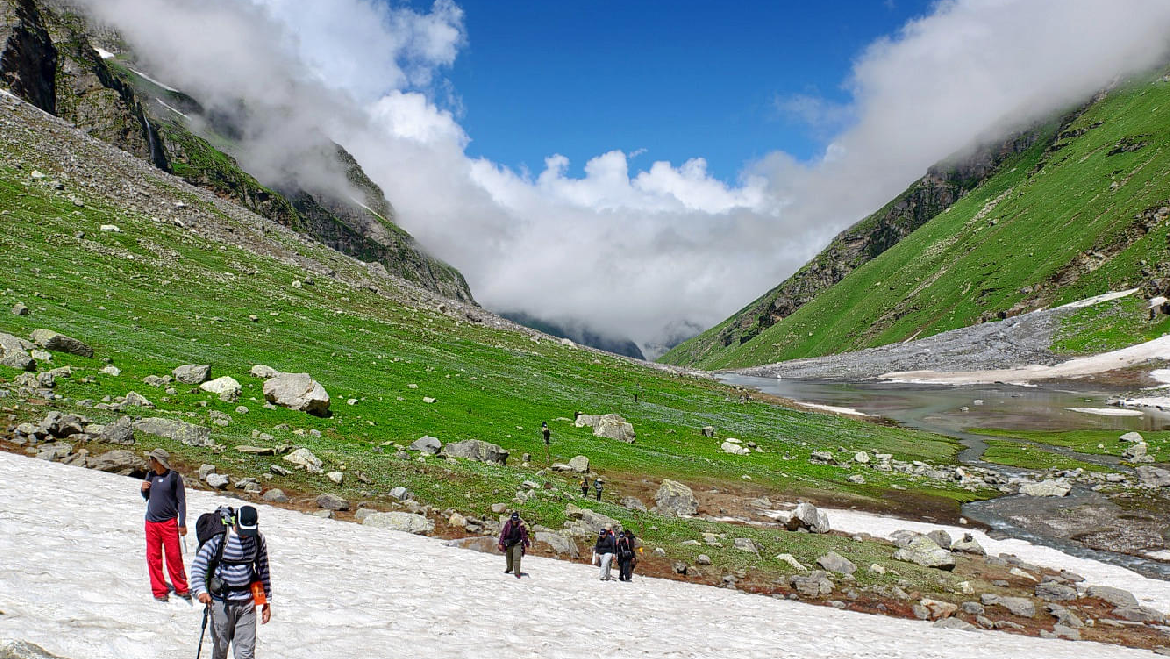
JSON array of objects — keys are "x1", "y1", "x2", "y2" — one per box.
[
  {"x1": 154, "y1": 594, "x2": 169, "y2": 602},
  {"x1": 515, "y1": 571, "x2": 521, "y2": 579},
  {"x1": 176, "y1": 592, "x2": 193, "y2": 603}
]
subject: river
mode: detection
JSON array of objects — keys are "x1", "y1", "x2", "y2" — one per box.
[{"x1": 718, "y1": 373, "x2": 1170, "y2": 579}]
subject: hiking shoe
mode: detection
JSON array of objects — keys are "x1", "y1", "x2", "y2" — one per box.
[
  {"x1": 515, "y1": 571, "x2": 521, "y2": 579},
  {"x1": 154, "y1": 595, "x2": 169, "y2": 602},
  {"x1": 176, "y1": 592, "x2": 193, "y2": 603}
]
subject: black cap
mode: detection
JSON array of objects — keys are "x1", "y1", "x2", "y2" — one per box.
[
  {"x1": 237, "y1": 505, "x2": 259, "y2": 537},
  {"x1": 510, "y1": 511, "x2": 520, "y2": 520}
]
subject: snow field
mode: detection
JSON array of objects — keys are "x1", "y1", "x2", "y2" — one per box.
[{"x1": 0, "y1": 452, "x2": 1158, "y2": 658}]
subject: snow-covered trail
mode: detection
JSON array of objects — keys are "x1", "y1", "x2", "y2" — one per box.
[{"x1": 0, "y1": 452, "x2": 1157, "y2": 659}]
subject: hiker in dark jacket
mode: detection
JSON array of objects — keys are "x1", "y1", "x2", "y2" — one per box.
[
  {"x1": 593, "y1": 478, "x2": 603, "y2": 501},
  {"x1": 580, "y1": 478, "x2": 589, "y2": 497},
  {"x1": 617, "y1": 530, "x2": 636, "y2": 582},
  {"x1": 594, "y1": 528, "x2": 617, "y2": 580},
  {"x1": 141, "y1": 448, "x2": 190, "y2": 602},
  {"x1": 497, "y1": 512, "x2": 529, "y2": 579},
  {"x1": 192, "y1": 505, "x2": 272, "y2": 659}
]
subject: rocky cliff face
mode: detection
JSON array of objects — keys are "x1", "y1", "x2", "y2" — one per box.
[
  {"x1": 660, "y1": 128, "x2": 1047, "y2": 367},
  {"x1": 0, "y1": 0, "x2": 473, "y2": 303}
]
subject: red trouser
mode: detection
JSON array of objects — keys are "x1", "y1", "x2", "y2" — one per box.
[{"x1": 145, "y1": 518, "x2": 188, "y2": 597}]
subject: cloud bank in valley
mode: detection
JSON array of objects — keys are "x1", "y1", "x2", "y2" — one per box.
[{"x1": 79, "y1": 0, "x2": 1170, "y2": 357}]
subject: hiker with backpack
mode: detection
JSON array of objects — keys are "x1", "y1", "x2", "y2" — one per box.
[
  {"x1": 497, "y1": 511, "x2": 529, "y2": 579},
  {"x1": 594, "y1": 528, "x2": 617, "y2": 581},
  {"x1": 617, "y1": 530, "x2": 638, "y2": 582},
  {"x1": 593, "y1": 477, "x2": 604, "y2": 501},
  {"x1": 191, "y1": 505, "x2": 272, "y2": 659},
  {"x1": 141, "y1": 448, "x2": 191, "y2": 602}
]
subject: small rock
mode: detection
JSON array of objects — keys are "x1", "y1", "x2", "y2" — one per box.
[
  {"x1": 316, "y1": 493, "x2": 350, "y2": 511},
  {"x1": 11, "y1": 303, "x2": 29, "y2": 316},
  {"x1": 206, "y1": 474, "x2": 230, "y2": 489},
  {"x1": 172, "y1": 364, "x2": 211, "y2": 385},
  {"x1": 816, "y1": 551, "x2": 856, "y2": 575},
  {"x1": 262, "y1": 489, "x2": 289, "y2": 503},
  {"x1": 326, "y1": 471, "x2": 344, "y2": 485}
]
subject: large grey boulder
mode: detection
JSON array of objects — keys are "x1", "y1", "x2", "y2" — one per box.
[
  {"x1": 442, "y1": 439, "x2": 508, "y2": 465},
  {"x1": 200, "y1": 376, "x2": 241, "y2": 400},
  {"x1": 0, "y1": 332, "x2": 35, "y2": 371},
  {"x1": 951, "y1": 533, "x2": 986, "y2": 555},
  {"x1": 563, "y1": 503, "x2": 621, "y2": 536},
  {"x1": 87, "y1": 450, "x2": 147, "y2": 475},
  {"x1": 927, "y1": 529, "x2": 952, "y2": 550},
  {"x1": 817, "y1": 551, "x2": 856, "y2": 575},
  {"x1": 785, "y1": 502, "x2": 830, "y2": 534},
  {"x1": 30, "y1": 329, "x2": 93, "y2": 358},
  {"x1": 284, "y1": 448, "x2": 323, "y2": 473},
  {"x1": 1085, "y1": 585, "x2": 1138, "y2": 608},
  {"x1": 1035, "y1": 582, "x2": 1078, "y2": 602},
  {"x1": 981, "y1": 594, "x2": 1036, "y2": 617},
  {"x1": 535, "y1": 531, "x2": 581, "y2": 558},
  {"x1": 0, "y1": 639, "x2": 68, "y2": 659},
  {"x1": 250, "y1": 364, "x2": 279, "y2": 379},
  {"x1": 99, "y1": 416, "x2": 135, "y2": 444},
  {"x1": 36, "y1": 442, "x2": 73, "y2": 462},
  {"x1": 133, "y1": 418, "x2": 213, "y2": 447},
  {"x1": 1136, "y1": 465, "x2": 1170, "y2": 487},
  {"x1": 316, "y1": 493, "x2": 349, "y2": 511},
  {"x1": 262, "y1": 489, "x2": 290, "y2": 503},
  {"x1": 576, "y1": 413, "x2": 636, "y2": 443},
  {"x1": 1019, "y1": 479, "x2": 1071, "y2": 497},
  {"x1": 173, "y1": 364, "x2": 211, "y2": 385},
  {"x1": 264, "y1": 372, "x2": 330, "y2": 416},
  {"x1": 893, "y1": 535, "x2": 956, "y2": 570},
  {"x1": 363, "y1": 511, "x2": 434, "y2": 535},
  {"x1": 789, "y1": 571, "x2": 834, "y2": 597},
  {"x1": 654, "y1": 479, "x2": 698, "y2": 517},
  {"x1": 568, "y1": 455, "x2": 590, "y2": 473},
  {"x1": 409, "y1": 436, "x2": 442, "y2": 455}
]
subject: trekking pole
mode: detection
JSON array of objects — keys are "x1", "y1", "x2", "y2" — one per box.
[{"x1": 196, "y1": 604, "x2": 210, "y2": 659}]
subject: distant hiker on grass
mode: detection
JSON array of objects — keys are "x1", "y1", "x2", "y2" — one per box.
[
  {"x1": 192, "y1": 505, "x2": 272, "y2": 659},
  {"x1": 141, "y1": 448, "x2": 190, "y2": 602},
  {"x1": 541, "y1": 421, "x2": 551, "y2": 463},
  {"x1": 593, "y1": 477, "x2": 604, "y2": 501},
  {"x1": 580, "y1": 478, "x2": 589, "y2": 497},
  {"x1": 594, "y1": 528, "x2": 617, "y2": 580},
  {"x1": 498, "y1": 511, "x2": 529, "y2": 579}
]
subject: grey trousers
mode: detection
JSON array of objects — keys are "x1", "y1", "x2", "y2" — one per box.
[
  {"x1": 598, "y1": 552, "x2": 615, "y2": 579},
  {"x1": 505, "y1": 543, "x2": 523, "y2": 574},
  {"x1": 211, "y1": 599, "x2": 256, "y2": 659}
]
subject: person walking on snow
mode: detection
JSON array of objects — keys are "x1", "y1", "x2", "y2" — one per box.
[
  {"x1": 498, "y1": 511, "x2": 529, "y2": 578},
  {"x1": 141, "y1": 448, "x2": 190, "y2": 602},
  {"x1": 595, "y1": 528, "x2": 617, "y2": 580},
  {"x1": 191, "y1": 505, "x2": 272, "y2": 659}
]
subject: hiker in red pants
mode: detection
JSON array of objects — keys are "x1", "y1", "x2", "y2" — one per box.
[{"x1": 141, "y1": 448, "x2": 190, "y2": 602}]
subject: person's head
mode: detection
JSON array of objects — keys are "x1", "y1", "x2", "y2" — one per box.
[
  {"x1": 145, "y1": 448, "x2": 170, "y2": 474},
  {"x1": 235, "y1": 505, "x2": 259, "y2": 537},
  {"x1": 541, "y1": 421, "x2": 548, "y2": 428},
  {"x1": 510, "y1": 511, "x2": 520, "y2": 524},
  {"x1": 598, "y1": 529, "x2": 606, "y2": 540}
]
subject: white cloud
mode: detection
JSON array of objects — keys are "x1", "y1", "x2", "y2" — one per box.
[{"x1": 77, "y1": 0, "x2": 1170, "y2": 355}]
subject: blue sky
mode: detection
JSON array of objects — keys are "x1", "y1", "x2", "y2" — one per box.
[{"x1": 436, "y1": 0, "x2": 935, "y2": 182}]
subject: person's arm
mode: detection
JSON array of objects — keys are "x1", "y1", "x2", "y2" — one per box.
[
  {"x1": 175, "y1": 474, "x2": 187, "y2": 532},
  {"x1": 141, "y1": 476, "x2": 151, "y2": 500},
  {"x1": 521, "y1": 525, "x2": 530, "y2": 550},
  {"x1": 190, "y1": 535, "x2": 217, "y2": 600},
  {"x1": 256, "y1": 536, "x2": 272, "y2": 623}
]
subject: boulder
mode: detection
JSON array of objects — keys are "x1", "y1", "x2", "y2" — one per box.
[
  {"x1": 0, "y1": 639, "x2": 68, "y2": 659},
  {"x1": 262, "y1": 489, "x2": 290, "y2": 503},
  {"x1": 445, "y1": 536, "x2": 500, "y2": 554},
  {"x1": 389, "y1": 486, "x2": 412, "y2": 500},
  {"x1": 442, "y1": 439, "x2": 509, "y2": 465},
  {"x1": 250, "y1": 364, "x2": 279, "y2": 379},
  {"x1": 316, "y1": 493, "x2": 350, "y2": 511},
  {"x1": 568, "y1": 455, "x2": 590, "y2": 473},
  {"x1": 264, "y1": 372, "x2": 331, "y2": 416},
  {"x1": 785, "y1": 502, "x2": 830, "y2": 534},
  {"x1": 100, "y1": 365, "x2": 120, "y2": 376},
  {"x1": 172, "y1": 364, "x2": 211, "y2": 385},
  {"x1": 927, "y1": 529, "x2": 952, "y2": 550},
  {"x1": 563, "y1": 503, "x2": 621, "y2": 536},
  {"x1": 919, "y1": 599, "x2": 958, "y2": 620},
  {"x1": 1019, "y1": 479, "x2": 1071, "y2": 497},
  {"x1": 0, "y1": 351, "x2": 35, "y2": 371},
  {"x1": 576, "y1": 413, "x2": 636, "y2": 443},
  {"x1": 696, "y1": 554, "x2": 712, "y2": 565},
  {"x1": 206, "y1": 474, "x2": 230, "y2": 490},
  {"x1": 700, "y1": 426, "x2": 715, "y2": 438},
  {"x1": 621, "y1": 496, "x2": 647, "y2": 512},
  {"x1": 721, "y1": 441, "x2": 750, "y2": 455},
  {"x1": 235, "y1": 446, "x2": 276, "y2": 456},
  {"x1": 326, "y1": 471, "x2": 344, "y2": 485},
  {"x1": 893, "y1": 535, "x2": 956, "y2": 570},
  {"x1": 1112, "y1": 606, "x2": 1165, "y2": 623},
  {"x1": 200, "y1": 376, "x2": 241, "y2": 400},
  {"x1": 951, "y1": 533, "x2": 986, "y2": 555},
  {"x1": 30, "y1": 329, "x2": 93, "y2": 358},
  {"x1": 1085, "y1": 585, "x2": 1138, "y2": 609},
  {"x1": 1120, "y1": 431, "x2": 1144, "y2": 443},
  {"x1": 789, "y1": 571, "x2": 834, "y2": 597},
  {"x1": 11, "y1": 303, "x2": 29, "y2": 316},
  {"x1": 99, "y1": 416, "x2": 135, "y2": 444},
  {"x1": 1035, "y1": 582, "x2": 1078, "y2": 602},
  {"x1": 1122, "y1": 442, "x2": 1149, "y2": 461},
  {"x1": 654, "y1": 479, "x2": 698, "y2": 517},
  {"x1": 36, "y1": 443, "x2": 73, "y2": 462},
  {"x1": 1136, "y1": 465, "x2": 1170, "y2": 487},
  {"x1": 87, "y1": 450, "x2": 146, "y2": 475},
  {"x1": 363, "y1": 511, "x2": 434, "y2": 535},
  {"x1": 409, "y1": 436, "x2": 442, "y2": 455},
  {"x1": 816, "y1": 551, "x2": 856, "y2": 575},
  {"x1": 124, "y1": 391, "x2": 155, "y2": 409},
  {"x1": 932, "y1": 618, "x2": 976, "y2": 631},
  {"x1": 733, "y1": 537, "x2": 759, "y2": 553},
  {"x1": 133, "y1": 418, "x2": 213, "y2": 447},
  {"x1": 981, "y1": 594, "x2": 1036, "y2": 618},
  {"x1": 776, "y1": 553, "x2": 807, "y2": 571},
  {"x1": 284, "y1": 448, "x2": 323, "y2": 473},
  {"x1": 535, "y1": 531, "x2": 581, "y2": 558},
  {"x1": 809, "y1": 450, "x2": 836, "y2": 465}
]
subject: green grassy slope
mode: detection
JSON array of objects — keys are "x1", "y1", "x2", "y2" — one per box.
[
  {"x1": 691, "y1": 72, "x2": 1170, "y2": 369},
  {"x1": 0, "y1": 92, "x2": 996, "y2": 558}
]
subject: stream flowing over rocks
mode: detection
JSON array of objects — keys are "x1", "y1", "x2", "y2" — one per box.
[{"x1": 0, "y1": 451, "x2": 1160, "y2": 659}]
